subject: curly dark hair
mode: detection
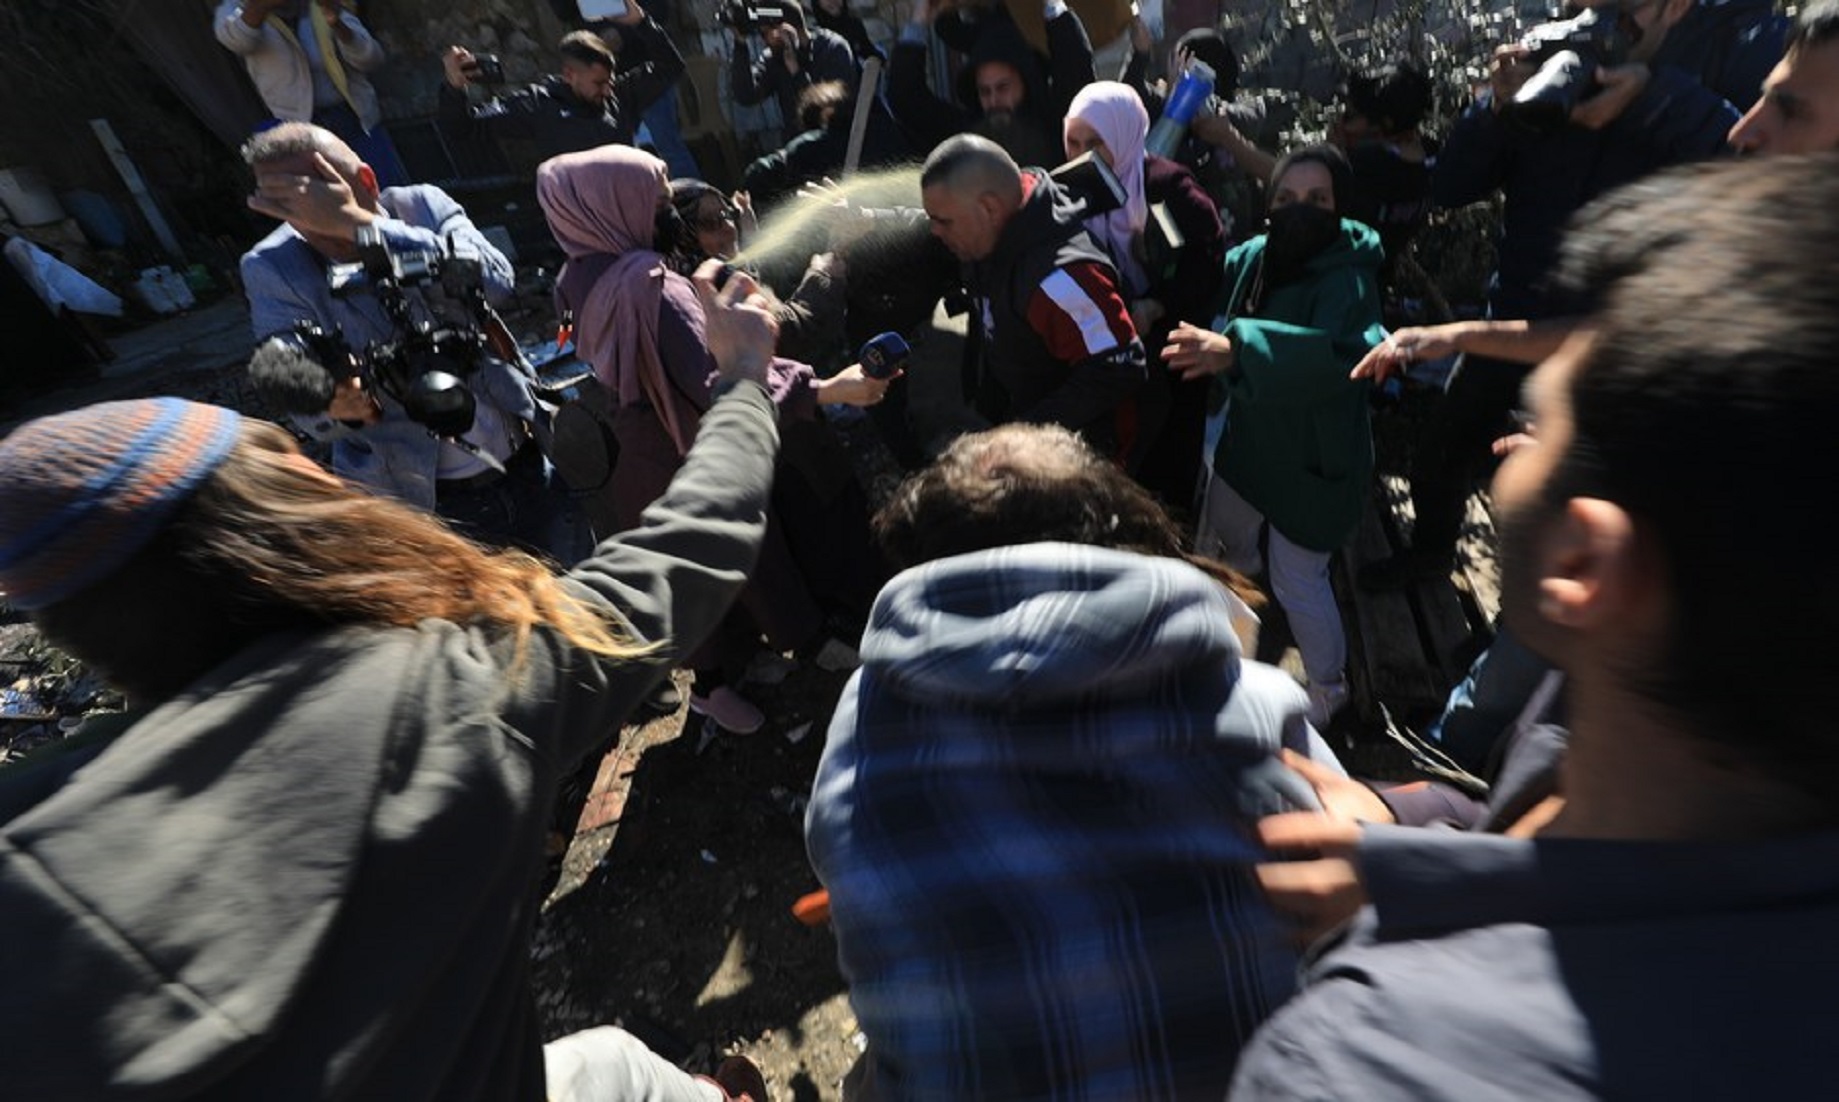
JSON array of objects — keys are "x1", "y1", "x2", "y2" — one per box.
[{"x1": 873, "y1": 423, "x2": 1261, "y2": 608}]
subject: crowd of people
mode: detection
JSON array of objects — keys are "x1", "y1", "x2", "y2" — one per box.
[{"x1": 5, "y1": 0, "x2": 1839, "y2": 1098}]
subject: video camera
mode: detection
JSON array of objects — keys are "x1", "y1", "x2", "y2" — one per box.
[
  {"x1": 1504, "y1": 5, "x2": 1632, "y2": 134},
  {"x1": 717, "y1": 0, "x2": 788, "y2": 32},
  {"x1": 321, "y1": 226, "x2": 501, "y2": 438}
]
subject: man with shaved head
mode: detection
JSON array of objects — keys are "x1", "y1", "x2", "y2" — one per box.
[{"x1": 920, "y1": 134, "x2": 1146, "y2": 459}]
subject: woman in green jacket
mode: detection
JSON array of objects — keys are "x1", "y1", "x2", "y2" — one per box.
[{"x1": 1162, "y1": 145, "x2": 1386, "y2": 728}]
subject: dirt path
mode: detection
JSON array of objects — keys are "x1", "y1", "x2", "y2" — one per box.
[{"x1": 536, "y1": 665, "x2": 863, "y2": 1100}]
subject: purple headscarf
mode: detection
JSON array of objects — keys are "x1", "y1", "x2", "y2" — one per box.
[
  {"x1": 537, "y1": 145, "x2": 698, "y2": 455},
  {"x1": 1066, "y1": 81, "x2": 1150, "y2": 297}
]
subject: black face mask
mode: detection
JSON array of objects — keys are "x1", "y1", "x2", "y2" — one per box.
[
  {"x1": 653, "y1": 204, "x2": 689, "y2": 256},
  {"x1": 1263, "y1": 204, "x2": 1341, "y2": 284}
]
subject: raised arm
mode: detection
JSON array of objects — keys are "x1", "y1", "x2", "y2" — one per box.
[{"x1": 613, "y1": 4, "x2": 689, "y2": 117}]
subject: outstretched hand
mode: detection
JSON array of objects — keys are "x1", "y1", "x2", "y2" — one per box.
[
  {"x1": 1161, "y1": 321, "x2": 1234, "y2": 381},
  {"x1": 1350, "y1": 324, "x2": 1461, "y2": 384},
  {"x1": 814, "y1": 362, "x2": 897, "y2": 407},
  {"x1": 693, "y1": 259, "x2": 778, "y2": 386},
  {"x1": 798, "y1": 177, "x2": 877, "y2": 251},
  {"x1": 1280, "y1": 749, "x2": 1396, "y2": 825},
  {"x1": 1570, "y1": 63, "x2": 1651, "y2": 130},
  {"x1": 1251, "y1": 750, "x2": 1396, "y2": 947}
]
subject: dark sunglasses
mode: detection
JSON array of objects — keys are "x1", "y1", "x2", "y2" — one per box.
[{"x1": 694, "y1": 207, "x2": 739, "y2": 230}]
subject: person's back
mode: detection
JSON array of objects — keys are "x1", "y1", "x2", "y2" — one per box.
[
  {"x1": 0, "y1": 326, "x2": 785, "y2": 1098},
  {"x1": 808, "y1": 425, "x2": 1339, "y2": 1100},
  {"x1": 1234, "y1": 825, "x2": 1839, "y2": 1100}
]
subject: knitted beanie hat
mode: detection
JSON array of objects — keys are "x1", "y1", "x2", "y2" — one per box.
[{"x1": 0, "y1": 397, "x2": 244, "y2": 611}]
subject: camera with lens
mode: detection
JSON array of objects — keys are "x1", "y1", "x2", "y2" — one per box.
[
  {"x1": 717, "y1": 0, "x2": 788, "y2": 31},
  {"x1": 465, "y1": 53, "x2": 507, "y2": 85},
  {"x1": 1503, "y1": 6, "x2": 1632, "y2": 134},
  {"x1": 322, "y1": 225, "x2": 500, "y2": 438}
]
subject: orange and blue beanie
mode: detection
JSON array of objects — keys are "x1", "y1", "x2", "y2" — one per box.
[{"x1": 0, "y1": 398, "x2": 243, "y2": 611}]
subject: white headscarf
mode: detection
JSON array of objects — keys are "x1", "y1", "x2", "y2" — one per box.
[{"x1": 1065, "y1": 81, "x2": 1150, "y2": 297}]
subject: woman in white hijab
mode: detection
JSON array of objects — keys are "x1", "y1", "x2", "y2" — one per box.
[{"x1": 1064, "y1": 80, "x2": 1228, "y2": 511}]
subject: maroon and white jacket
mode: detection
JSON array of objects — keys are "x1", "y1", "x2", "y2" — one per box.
[{"x1": 966, "y1": 169, "x2": 1146, "y2": 456}]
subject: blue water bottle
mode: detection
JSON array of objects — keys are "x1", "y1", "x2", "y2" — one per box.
[{"x1": 1145, "y1": 59, "x2": 1217, "y2": 159}]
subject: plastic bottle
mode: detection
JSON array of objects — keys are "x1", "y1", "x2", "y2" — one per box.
[{"x1": 1145, "y1": 60, "x2": 1217, "y2": 160}]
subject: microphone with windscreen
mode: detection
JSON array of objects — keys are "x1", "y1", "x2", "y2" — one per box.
[{"x1": 248, "y1": 329, "x2": 347, "y2": 416}]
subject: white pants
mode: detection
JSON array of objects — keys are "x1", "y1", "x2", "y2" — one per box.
[
  {"x1": 1195, "y1": 475, "x2": 1346, "y2": 688},
  {"x1": 544, "y1": 1026, "x2": 724, "y2": 1102}
]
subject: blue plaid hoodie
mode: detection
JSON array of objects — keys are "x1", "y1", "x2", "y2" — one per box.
[{"x1": 806, "y1": 542, "x2": 1341, "y2": 1101}]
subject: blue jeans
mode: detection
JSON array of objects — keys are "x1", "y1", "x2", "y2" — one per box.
[
  {"x1": 435, "y1": 444, "x2": 589, "y2": 564},
  {"x1": 639, "y1": 91, "x2": 701, "y2": 180},
  {"x1": 307, "y1": 104, "x2": 411, "y2": 188},
  {"x1": 1427, "y1": 627, "x2": 1554, "y2": 777}
]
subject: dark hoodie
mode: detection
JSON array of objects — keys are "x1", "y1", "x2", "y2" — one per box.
[
  {"x1": 888, "y1": 4, "x2": 1094, "y2": 169},
  {"x1": 437, "y1": 16, "x2": 685, "y2": 164}
]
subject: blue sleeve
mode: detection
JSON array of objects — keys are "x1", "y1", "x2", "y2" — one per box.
[
  {"x1": 241, "y1": 244, "x2": 324, "y2": 342},
  {"x1": 1624, "y1": 65, "x2": 1745, "y2": 164},
  {"x1": 1432, "y1": 98, "x2": 1512, "y2": 210},
  {"x1": 376, "y1": 187, "x2": 516, "y2": 306}
]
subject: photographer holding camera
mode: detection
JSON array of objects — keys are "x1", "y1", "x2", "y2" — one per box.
[
  {"x1": 728, "y1": 0, "x2": 860, "y2": 130},
  {"x1": 1360, "y1": 0, "x2": 1786, "y2": 591},
  {"x1": 240, "y1": 122, "x2": 570, "y2": 556},
  {"x1": 440, "y1": 7, "x2": 685, "y2": 164}
]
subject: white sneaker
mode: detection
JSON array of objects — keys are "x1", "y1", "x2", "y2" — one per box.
[{"x1": 1306, "y1": 679, "x2": 1350, "y2": 729}]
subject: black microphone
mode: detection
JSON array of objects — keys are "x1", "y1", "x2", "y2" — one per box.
[{"x1": 248, "y1": 333, "x2": 340, "y2": 416}]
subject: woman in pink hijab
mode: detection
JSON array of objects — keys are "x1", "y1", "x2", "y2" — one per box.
[
  {"x1": 537, "y1": 144, "x2": 890, "y2": 733},
  {"x1": 1065, "y1": 80, "x2": 1226, "y2": 515}
]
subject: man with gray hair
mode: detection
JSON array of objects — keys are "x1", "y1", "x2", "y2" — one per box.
[
  {"x1": 238, "y1": 122, "x2": 565, "y2": 554},
  {"x1": 920, "y1": 134, "x2": 1146, "y2": 459}
]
